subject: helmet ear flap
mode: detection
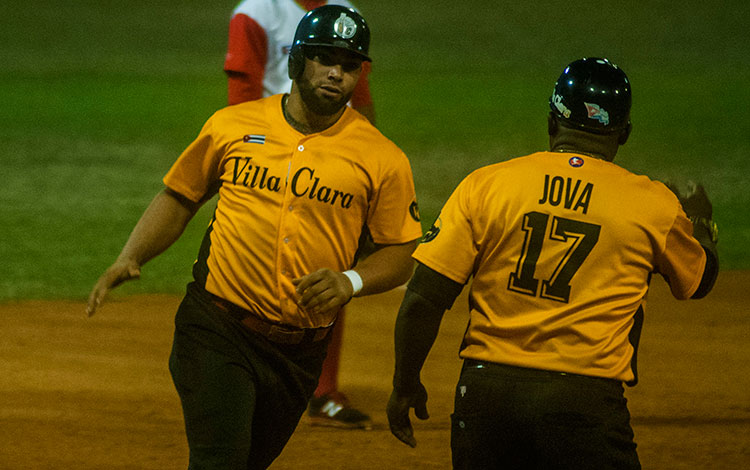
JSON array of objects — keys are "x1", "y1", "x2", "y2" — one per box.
[{"x1": 288, "y1": 46, "x2": 304, "y2": 80}]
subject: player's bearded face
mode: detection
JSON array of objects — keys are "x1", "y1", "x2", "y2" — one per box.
[{"x1": 298, "y1": 47, "x2": 361, "y2": 116}]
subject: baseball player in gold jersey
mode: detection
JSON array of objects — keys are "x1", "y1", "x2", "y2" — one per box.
[
  {"x1": 225, "y1": 0, "x2": 378, "y2": 429},
  {"x1": 387, "y1": 58, "x2": 718, "y2": 469},
  {"x1": 87, "y1": 6, "x2": 421, "y2": 469}
]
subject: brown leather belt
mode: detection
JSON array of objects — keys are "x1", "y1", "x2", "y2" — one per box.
[{"x1": 211, "y1": 296, "x2": 331, "y2": 345}]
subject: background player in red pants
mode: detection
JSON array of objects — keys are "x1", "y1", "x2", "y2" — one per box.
[
  {"x1": 224, "y1": 0, "x2": 376, "y2": 428},
  {"x1": 225, "y1": 0, "x2": 374, "y2": 122}
]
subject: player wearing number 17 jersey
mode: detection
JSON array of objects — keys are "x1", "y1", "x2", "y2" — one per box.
[{"x1": 387, "y1": 58, "x2": 719, "y2": 469}]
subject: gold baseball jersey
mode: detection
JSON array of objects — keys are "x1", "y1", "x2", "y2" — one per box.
[
  {"x1": 164, "y1": 94, "x2": 422, "y2": 328},
  {"x1": 414, "y1": 151, "x2": 706, "y2": 383}
]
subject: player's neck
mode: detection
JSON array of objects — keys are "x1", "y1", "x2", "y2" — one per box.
[
  {"x1": 550, "y1": 132, "x2": 618, "y2": 162},
  {"x1": 552, "y1": 146, "x2": 608, "y2": 161},
  {"x1": 282, "y1": 94, "x2": 344, "y2": 135}
]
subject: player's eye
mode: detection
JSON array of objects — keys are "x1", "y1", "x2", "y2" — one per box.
[
  {"x1": 341, "y1": 61, "x2": 362, "y2": 73},
  {"x1": 305, "y1": 47, "x2": 332, "y2": 64},
  {"x1": 306, "y1": 48, "x2": 361, "y2": 72}
]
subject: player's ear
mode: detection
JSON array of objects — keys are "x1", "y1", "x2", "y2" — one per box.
[
  {"x1": 547, "y1": 112, "x2": 558, "y2": 136},
  {"x1": 618, "y1": 121, "x2": 632, "y2": 146}
]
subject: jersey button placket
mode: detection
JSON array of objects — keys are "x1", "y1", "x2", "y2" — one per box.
[{"x1": 278, "y1": 143, "x2": 306, "y2": 313}]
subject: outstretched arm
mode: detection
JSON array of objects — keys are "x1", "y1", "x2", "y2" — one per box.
[
  {"x1": 665, "y1": 182, "x2": 719, "y2": 298},
  {"x1": 387, "y1": 263, "x2": 464, "y2": 447},
  {"x1": 86, "y1": 188, "x2": 203, "y2": 316}
]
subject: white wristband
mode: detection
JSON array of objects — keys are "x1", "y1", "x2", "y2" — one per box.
[{"x1": 342, "y1": 270, "x2": 363, "y2": 296}]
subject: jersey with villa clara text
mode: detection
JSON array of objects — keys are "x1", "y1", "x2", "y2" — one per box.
[
  {"x1": 413, "y1": 151, "x2": 706, "y2": 383},
  {"x1": 164, "y1": 94, "x2": 421, "y2": 328}
]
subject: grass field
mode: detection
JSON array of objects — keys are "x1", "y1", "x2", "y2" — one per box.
[{"x1": 1, "y1": 0, "x2": 748, "y2": 299}]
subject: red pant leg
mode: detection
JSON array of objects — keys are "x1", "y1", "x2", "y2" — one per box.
[{"x1": 313, "y1": 308, "x2": 345, "y2": 397}]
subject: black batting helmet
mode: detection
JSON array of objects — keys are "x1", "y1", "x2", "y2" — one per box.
[
  {"x1": 288, "y1": 5, "x2": 371, "y2": 80},
  {"x1": 549, "y1": 57, "x2": 631, "y2": 134}
]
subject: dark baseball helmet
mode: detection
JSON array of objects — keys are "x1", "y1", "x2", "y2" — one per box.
[
  {"x1": 288, "y1": 5, "x2": 371, "y2": 80},
  {"x1": 549, "y1": 57, "x2": 631, "y2": 134}
]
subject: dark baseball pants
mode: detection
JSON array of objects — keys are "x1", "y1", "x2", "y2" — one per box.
[
  {"x1": 451, "y1": 359, "x2": 641, "y2": 470},
  {"x1": 168, "y1": 283, "x2": 328, "y2": 470}
]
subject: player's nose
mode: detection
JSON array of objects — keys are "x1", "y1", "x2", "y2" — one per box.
[{"x1": 326, "y1": 64, "x2": 343, "y2": 80}]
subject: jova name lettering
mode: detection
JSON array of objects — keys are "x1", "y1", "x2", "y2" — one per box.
[
  {"x1": 538, "y1": 174, "x2": 593, "y2": 214},
  {"x1": 229, "y1": 157, "x2": 354, "y2": 208}
]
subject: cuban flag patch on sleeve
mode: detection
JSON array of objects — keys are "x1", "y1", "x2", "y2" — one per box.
[{"x1": 243, "y1": 134, "x2": 266, "y2": 144}]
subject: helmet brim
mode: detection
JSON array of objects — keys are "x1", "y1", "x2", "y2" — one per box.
[{"x1": 301, "y1": 42, "x2": 372, "y2": 62}]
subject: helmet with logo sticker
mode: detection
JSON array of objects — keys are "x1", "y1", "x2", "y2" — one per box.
[
  {"x1": 549, "y1": 57, "x2": 631, "y2": 134},
  {"x1": 288, "y1": 5, "x2": 371, "y2": 80}
]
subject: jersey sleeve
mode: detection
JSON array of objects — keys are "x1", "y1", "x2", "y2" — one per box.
[
  {"x1": 163, "y1": 117, "x2": 224, "y2": 203},
  {"x1": 654, "y1": 210, "x2": 707, "y2": 299},
  {"x1": 366, "y1": 151, "x2": 422, "y2": 245},
  {"x1": 350, "y1": 61, "x2": 373, "y2": 108},
  {"x1": 224, "y1": 13, "x2": 268, "y2": 104},
  {"x1": 412, "y1": 177, "x2": 478, "y2": 284}
]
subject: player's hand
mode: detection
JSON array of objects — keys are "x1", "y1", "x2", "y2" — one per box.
[
  {"x1": 86, "y1": 259, "x2": 141, "y2": 317},
  {"x1": 293, "y1": 268, "x2": 353, "y2": 317},
  {"x1": 387, "y1": 383, "x2": 429, "y2": 448},
  {"x1": 664, "y1": 180, "x2": 713, "y2": 219}
]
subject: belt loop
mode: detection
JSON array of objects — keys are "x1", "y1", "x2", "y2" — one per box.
[{"x1": 313, "y1": 328, "x2": 330, "y2": 342}]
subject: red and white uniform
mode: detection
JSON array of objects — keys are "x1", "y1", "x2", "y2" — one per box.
[{"x1": 224, "y1": 0, "x2": 372, "y2": 106}]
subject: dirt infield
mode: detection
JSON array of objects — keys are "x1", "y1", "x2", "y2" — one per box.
[{"x1": 1, "y1": 272, "x2": 748, "y2": 469}]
